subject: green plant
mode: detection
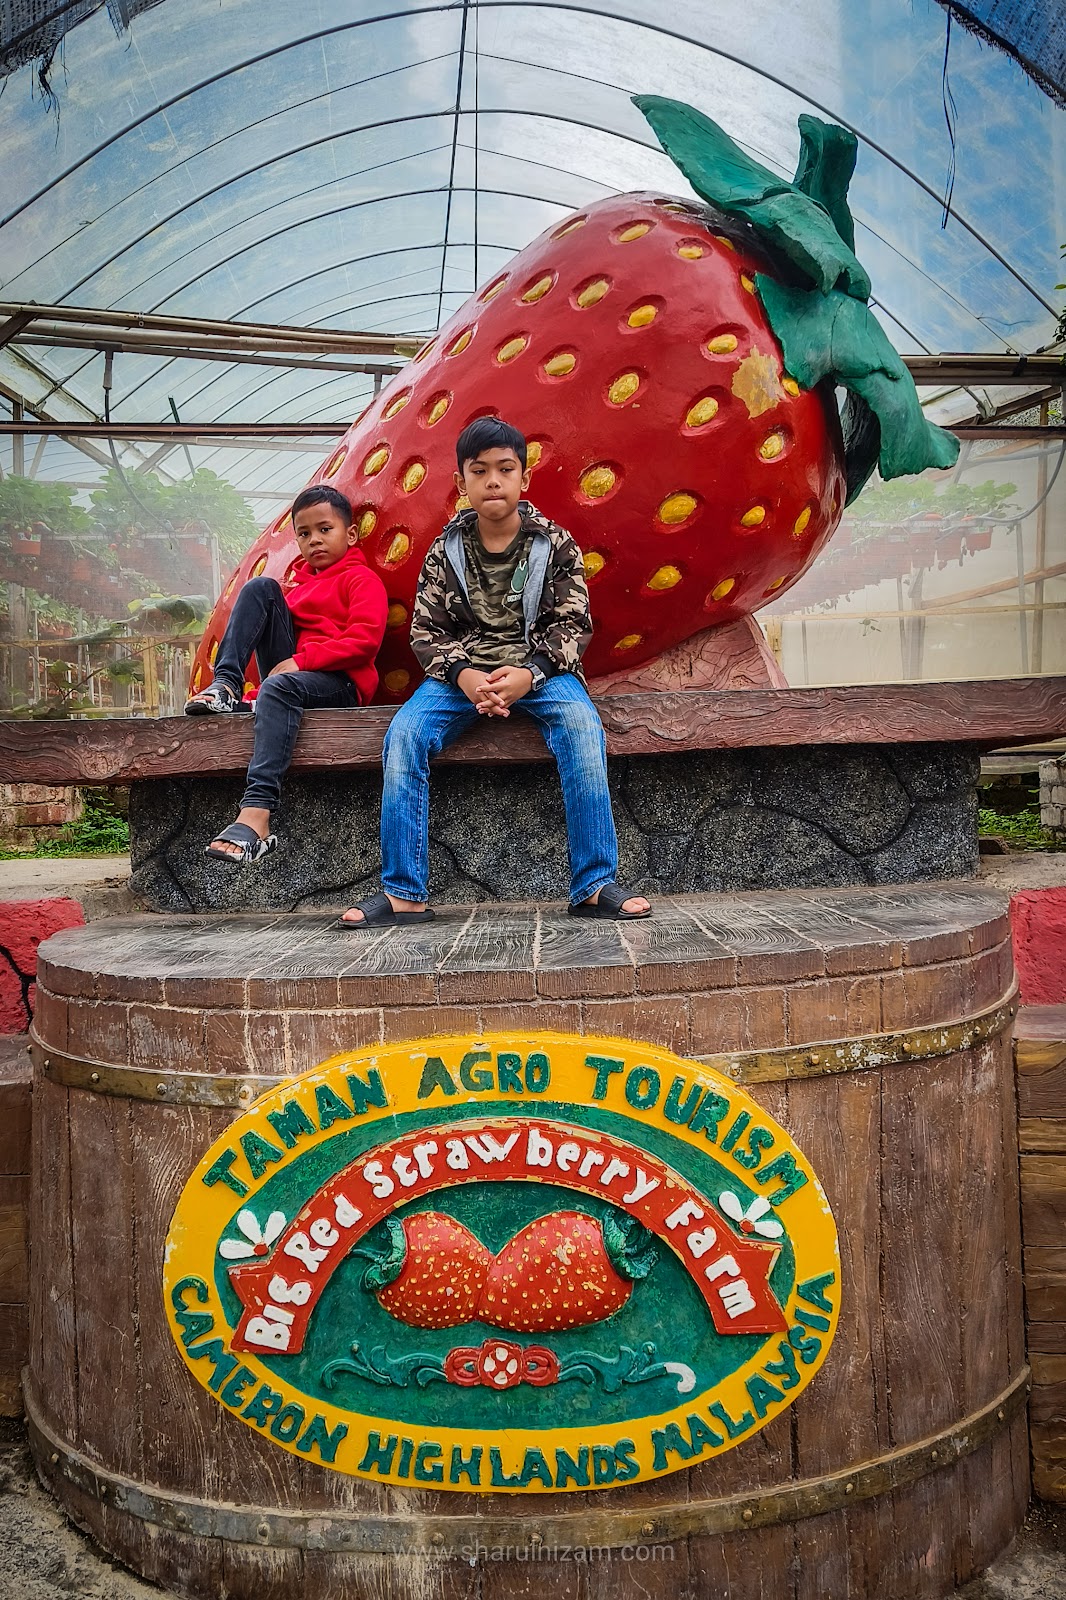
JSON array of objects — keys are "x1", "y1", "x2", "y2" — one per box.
[
  {"x1": 0, "y1": 477, "x2": 90, "y2": 539},
  {"x1": 847, "y1": 476, "x2": 1018, "y2": 528},
  {"x1": 978, "y1": 805, "x2": 1065, "y2": 851},
  {"x1": 88, "y1": 467, "x2": 258, "y2": 565},
  {"x1": 28, "y1": 790, "x2": 129, "y2": 857}
]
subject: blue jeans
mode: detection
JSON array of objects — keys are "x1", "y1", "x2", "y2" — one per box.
[
  {"x1": 212, "y1": 577, "x2": 359, "y2": 811},
  {"x1": 381, "y1": 675, "x2": 618, "y2": 906}
]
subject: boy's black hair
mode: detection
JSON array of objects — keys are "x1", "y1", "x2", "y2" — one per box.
[
  {"x1": 291, "y1": 483, "x2": 352, "y2": 523},
  {"x1": 455, "y1": 417, "x2": 527, "y2": 473}
]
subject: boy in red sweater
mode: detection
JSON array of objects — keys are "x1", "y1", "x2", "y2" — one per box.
[{"x1": 185, "y1": 484, "x2": 387, "y2": 863}]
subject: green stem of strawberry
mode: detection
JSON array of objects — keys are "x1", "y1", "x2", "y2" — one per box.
[
  {"x1": 350, "y1": 1217, "x2": 406, "y2": 1292},
  {"x1": 601, "y1": 1209, "x2": 658, "y2": 1282},
  {"x1": 634, "y1": 94, "x2": 959, "y2": 502}
]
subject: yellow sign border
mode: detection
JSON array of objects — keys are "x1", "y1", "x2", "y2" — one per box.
[{"x1": 163, "y1": 1032, "x2": 840, "y2": 1492}]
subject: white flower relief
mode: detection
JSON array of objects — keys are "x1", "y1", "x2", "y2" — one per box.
[
  {"x1": 718, "y1": 1191, "x2": 784, "y2": 1240},
  {"x1": 218, "y1": 1208, "x2": 287, "y2": 1260}
]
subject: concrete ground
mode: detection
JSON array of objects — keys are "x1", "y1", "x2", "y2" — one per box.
[
  {"x1": 0, "y1": 1422, "x2": 1063, "y2": 1599},
  {"x1": 0, "y1": 855, "x2": 136, "y2": 920}
]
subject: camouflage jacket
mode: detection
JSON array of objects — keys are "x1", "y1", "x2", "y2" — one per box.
[{"x1": 409, "y1": 503, "x2": 592, "y2": 685}]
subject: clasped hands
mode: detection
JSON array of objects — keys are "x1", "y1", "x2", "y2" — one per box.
[{"x1": 457, "y1": 664, "x2": 534, "y2": 717}]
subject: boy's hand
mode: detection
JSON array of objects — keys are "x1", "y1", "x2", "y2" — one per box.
[
  {"x1": 456, "y1": 667, "x2": 496, "y2": 710},
  {"x1": 266, "y1": 657, "x2": 299, "y2": 678},
  {"x1": 479, "y1": 665, "x2": 534, "y2": 715}
]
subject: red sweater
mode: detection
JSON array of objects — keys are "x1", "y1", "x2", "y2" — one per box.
[{"x1": 283, "y1": 545, "x2": 388, "y2": 704}]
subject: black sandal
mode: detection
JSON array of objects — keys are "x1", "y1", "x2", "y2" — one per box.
[
  {"x1": 205, "y1": 822, "x2": 277, "y2": 864},
  {"x1": 568, "y1": 883, "x2": 652, "y2": 921},
  {"x1": 185, "y1": 681, "x2": 244, "y2": 715},
  {"x1": 338, "y1": 892, "x2": 437, "y2": 930}
]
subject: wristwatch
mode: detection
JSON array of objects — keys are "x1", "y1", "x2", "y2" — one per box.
[{"x1": 527, "y1": 663, "x2": 546, "y2": 692}]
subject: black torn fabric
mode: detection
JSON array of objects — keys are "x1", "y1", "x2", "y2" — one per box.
[{"x1": 932, "y1": 2, "x2": 1066, "y2": 110}]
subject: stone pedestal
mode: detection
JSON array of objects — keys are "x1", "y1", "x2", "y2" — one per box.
[{"x1": 129, "y1": 743, "x2": 980, "y2": 913}]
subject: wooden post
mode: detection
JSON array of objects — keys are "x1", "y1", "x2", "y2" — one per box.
[{"x1": 140, "y1": 641, "x2": 160, "y2": 719}]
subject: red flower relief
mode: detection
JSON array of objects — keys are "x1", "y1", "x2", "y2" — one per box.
[{"x1": 444, "y1": 1339, "x2": 560, "y2": 1389}]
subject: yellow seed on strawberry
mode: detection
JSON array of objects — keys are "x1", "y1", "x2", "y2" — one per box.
[
  {"x1": 544, "y1": 351, "x2": 577, "y2": 377},
  {"x1": 793, "y1": 505, "x2": 813, "y2": 536},
  {"x1": 521, "y1": 275, "x2": 555, "y2": 302},
  {"x1": 741, "y1": 504, "x2": 767, "y2": 527},
  {"x1": 658, "y1": 492, "x2": 698, "y2": 525},
  {"x1": 497, "y1": 335, "x2": 528, "y2": 363},
  {"x1": 759, "y1": 432, "x2": 786, "y2": 460},
  {"x1": 741, "y1": 274, "x2": 756, "y2": 293},
  {"x1": 446, "y1": 329, "x2": 473, "y2": 356},
  {"x1": 707, "y1": 332, "x2": 738, "y2": 353},
  {"x1": 686, "y1": 396, "x2": 719, "y2": 427},
  {"x1": 618, "y1": 222, "x2": 652, "y2": 241},
  {"x1": 357, "y1": 509, "x2": 377, "y2": 539},
  {"x1": 711, "y1": 577, "x2": 736, "y2": 601},
  {"x1": 580, "y1": 465, "x2": 617, "y2": 498},
  {"x1": 526, "y1": 441, "x2": 543, "y2": 468},
  {"x1": 583, "y1": 551, "x2": 605, "y2": 577},
  {"x1": 608, "y1": 372, "x2": 641, "y2": 405},
  {"x1": 480, "y1": 275, "x2": 508, "y2": 301},
  {"x1": 402, "y1": 462, "x2": 426, "y2": 492},
  {"x1": 615, "y1": 633, "x2": 642, "y2": 650},
  {"x1": 628, "y1": 304, "x2": 658, "y2": 327},
  {"x1": 384, "y1": 670, "x2": 409, "y2": 693},
  {"x1": 425, "y1": 394, "x2": 451, "y2": 426},
  {"x1": 783, "y1": 376, "x2": 801, "y2": 396},
  {"x1": 384, "y1": 533, "x2": 410, "y2": 564},
  {"x1": 577, "y1": 279, "x2": 610, "y2": 307},
  {"x1": 678, "y1": 243, "x2": 704, "y2": 259},
  {"x1": 362, "y1": 446, "x2": 389, "y2": 476},
  {"x1": 648, "y1": 565, "x2": 682, "y2": 590},
  {"x1": 554, "y1": 215, "x2": 587, "y2": 237},
  {"x1": 383, "y1": 392, "x2": 410, "y2": 419},
  {"x1": 765, "y1": 576, "x2": 786, "y2": 593},
  {"x1": 715, "y1": 234, "x2": 736, "y2": 251}
]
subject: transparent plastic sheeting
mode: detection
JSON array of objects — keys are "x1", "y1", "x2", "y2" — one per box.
[
  {"x1": 763, "y1": 433, "x2": 1066, "y2": 688},
  {"x1": 0, "y1": 0, "x2": 1064, "y2": 472},
  {"x1": 0, "y1": 427, "x2": 1062, "y2": 720}
]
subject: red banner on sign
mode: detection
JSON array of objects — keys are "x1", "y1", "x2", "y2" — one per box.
[{"x1": 227, "y1": 1118, "x2": 786, "y2": 1354}]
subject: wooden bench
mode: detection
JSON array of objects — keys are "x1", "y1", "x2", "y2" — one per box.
[{"x1": 2, "y1": 677, "x2": 1065, "y2": 784}]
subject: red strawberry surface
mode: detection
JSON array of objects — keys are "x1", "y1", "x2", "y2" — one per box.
[
  {"x1": 366, "y1": 1213, "x2": 492, "y2": 1330},
  {"x1": 192, "y1": 190, "x2": 845, "y2": 702},
  {"x1": 476, "y1": 1210, "x2": 653, "y2": 1334}
]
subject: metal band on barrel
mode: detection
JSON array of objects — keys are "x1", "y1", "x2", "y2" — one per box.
[
  {"x1": 27, "y1": 987, "x2": 1017, "y2": 1105},
  {"x1": 24, "y1": 1365, "x2": 1029, "y2": 1551}
]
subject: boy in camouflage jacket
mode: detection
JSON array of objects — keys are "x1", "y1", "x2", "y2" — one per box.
[{"x1": 340, "y1": 418, "x2": 651, "y2": 927}]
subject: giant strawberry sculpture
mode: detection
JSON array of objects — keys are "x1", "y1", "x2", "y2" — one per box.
[{"x1": 192, "y1": 97, "x2": 957, "y2": 702}]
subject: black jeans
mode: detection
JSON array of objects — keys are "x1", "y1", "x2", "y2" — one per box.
[{"x1": 212, "y1": 576, "x2": 359, "y2": 811}]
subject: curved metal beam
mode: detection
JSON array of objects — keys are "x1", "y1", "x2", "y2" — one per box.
[
  {"x1": 114, "y1": 245, "x2": 519, "y2": 415},
  {"x1": 3, "y1": 1, "x2": 1053, "y2": 316},
  {"x1": 9, "y1": 54, "x2": 461, "y2": 287},
  {"x1": 53, "y1": 107, "x2": 623, "y2": 305}
]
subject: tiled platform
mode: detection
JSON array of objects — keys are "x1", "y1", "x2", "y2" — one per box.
[{"x1": 33, "y1": 884, "x2": 1013, "y2": 1078}]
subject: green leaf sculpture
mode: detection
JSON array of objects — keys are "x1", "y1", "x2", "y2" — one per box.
[{"x1": 634, "y1": 94, "x2": 959, "y2": 501}]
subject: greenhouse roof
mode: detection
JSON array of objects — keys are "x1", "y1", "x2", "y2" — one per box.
[{"x1": 1, "y1": 0, "x2": 1064, "y2": 506}]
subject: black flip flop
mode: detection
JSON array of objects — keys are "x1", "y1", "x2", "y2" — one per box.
[
  {"x1": 568, "y1": 883, "x2": 652, "y2": 921},
  {"x1": 337, "y1": 892, "x2": 437, "y2": 930},
  {"x1": 205, "y1": 822, "x2": 277, "y2": 864}
]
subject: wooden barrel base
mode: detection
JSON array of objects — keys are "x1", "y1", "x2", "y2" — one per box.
[
  {"x1": 29, "y1": 884, "x2": 1029, "y2": 1600},
  {"x1": 25, "y1": 1365, "x2": 1028, "y2": 1551}
]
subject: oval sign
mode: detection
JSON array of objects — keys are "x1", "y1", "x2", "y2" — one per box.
[{"x1": 163, "y1": 1032, "x2": 839, "y2": 1492}]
